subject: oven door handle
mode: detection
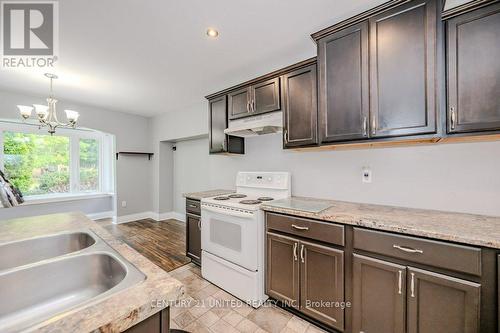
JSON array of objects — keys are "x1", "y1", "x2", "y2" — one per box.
[{"x1": 201, "y1": 205, "x2": 254, "y2": 218}]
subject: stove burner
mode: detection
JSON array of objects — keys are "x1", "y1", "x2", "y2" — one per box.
[
  {"x1": 239, "y1": 200, "x2": 262, "y2": 205},
  {"x1": 213, "y1": 196, "x2": 230, "y2": 200},
  {"x1": 257, "y1": 197, "x2": 274, "y2": 201},
  {"x1": 228, "y1": 194, "x2": 247, "y2": 199}
]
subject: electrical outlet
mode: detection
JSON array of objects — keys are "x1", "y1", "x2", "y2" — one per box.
[
  {"x1": 121, "y1": 201, "x2": 127, "y2": 208},
  {"x1": 362, "y1": 168, "x2": 372, "y2": 183}
]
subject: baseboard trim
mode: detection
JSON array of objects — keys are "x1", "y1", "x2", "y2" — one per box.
[
  {"x1": 115, "y1": 211, "x2": 156, "y2": 224},
  {"x1": 86, "y1": 210, "x2": 115, "y2": 221},
  {"x1": 115, "y1": 211, "x2": 186, "y2": 224}
]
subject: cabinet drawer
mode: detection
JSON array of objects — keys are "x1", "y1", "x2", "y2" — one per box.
[
  {"x1": 186, "y1": 199, "x2": 201, "y2": 215},
  {"x1": 353, "y1": 228, "x2": 481, "y2": 276},
  {"x1": 266, "y1": 213, "x2": 344, "y2": 246}
]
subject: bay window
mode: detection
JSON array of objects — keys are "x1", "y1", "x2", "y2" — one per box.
[{"x1": 0, "y1": 122, "x2": 114, "y2": 201}]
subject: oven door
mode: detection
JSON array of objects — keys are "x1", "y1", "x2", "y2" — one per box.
[{"x1": 201, "y1": 204, "x2": 258, "y2": 271}]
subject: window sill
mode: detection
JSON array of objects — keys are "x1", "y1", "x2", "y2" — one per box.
[{"x1": 21, "y1": 193, "x2": 114, "y2": 206}]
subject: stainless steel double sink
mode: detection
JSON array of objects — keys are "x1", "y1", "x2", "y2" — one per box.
[{"x1": 0, "y1": 230, "x2": 146, "y2": 332}]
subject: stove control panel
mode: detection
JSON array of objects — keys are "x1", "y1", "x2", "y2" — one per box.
[{"x1": 236, "y1": 172, "x2": 290, "y2": 189}]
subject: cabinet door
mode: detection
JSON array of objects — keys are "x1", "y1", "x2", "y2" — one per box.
[
  {"x1": 283, "y1": 64, "x2": 318, "y2": 148},
  {"x1": 186, "y1": 213, "x2": 201, "y2": 265},
  {"x1": 228, "y1": 87, "x2": 251, "y2": 120},
  {"x1": 300, "y1": 240, "x2": 344, "y2": 330},
  {"x1": 266, "y1": 232, "x2": 300, "y2": 309},
  {"x1": 252, "y1": 77, "x2": 281, "y2": 115},
  {"x1": 407, "y1": 267, "x2": 481, "y2": 333},
  {"x1": 208, "y1": 96, "x2": 227, "y2": 154},
  {"x1": 318, "y1": 21, "x2": 369, "y2": 142},
  {"x1": 352, "y1": 254, "x2": 406, "y2": 333},
  {"x1": 369, "y1": 0, "x2": 437, "y2": 138},
  {"x1": 447, "y1": 3, "x2": 500, "y2": 133}
]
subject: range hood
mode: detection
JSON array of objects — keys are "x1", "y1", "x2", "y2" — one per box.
[{"x1": 224, "y1": 111, "x2": 283, "y2": 138}]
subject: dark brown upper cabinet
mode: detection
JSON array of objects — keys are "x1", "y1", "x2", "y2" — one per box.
[
  {"x1": 407, "y1": 267, "x2": 481, "y2": 333},
  {"x1": 318, "y1": 21, "x2": 369, "y2": 143},
  {"x1": 369, "y1": 0, "x2": 438, "y2": 138},
  {"x1": 352, "y1": 254, "x2": 406, "y2": 333},
  {"x1": 228, "y1": 87, "x2": 251, "y2": 120},
  {"x1": 228, "y1": 78, "x2": 281, "y2": 120},
  {"x1": 446, "y1": 2, "x2": 500, "y2": 134},
  {"x1": 253, "y1": 77, "x2": 281, "y2": 115},
  {"x1": 208, "y1": 95, "x2": 244, "y2": 154},
  {"x1": 266, "y1": 232, "x2": 300, "y2": 309},
  {"x1": 282, "y1": 64, "x2": 318, "y2": 148}
]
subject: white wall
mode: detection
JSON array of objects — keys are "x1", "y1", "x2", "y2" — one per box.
[
  {"x1": 169, "y1": 132, "x2": 500, "y2": 218},
  {"x1": 0, "y1": 89, "x2": 153, "y2": 219}
]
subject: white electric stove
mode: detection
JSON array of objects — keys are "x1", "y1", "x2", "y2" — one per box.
[{"x1": 201, "y1": 172, "x2": 291, "y2": 307}]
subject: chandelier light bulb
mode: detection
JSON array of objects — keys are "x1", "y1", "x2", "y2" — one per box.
[
  {"x1": 17, "y1": 105, "x2": 33, "y2": 119},
  {"x1": 65, "y1": 110, "x2": 80, "y2": 124},
  {"x1": 33, "y1": 104, "x2": 49, "y2": 119}
]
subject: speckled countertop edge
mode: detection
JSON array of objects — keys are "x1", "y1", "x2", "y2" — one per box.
[
  {"x1": 183, "y1": 189, "x2": 234, "y2": 200},
  {"x1": 0, "y1": 212, "x2": 185, "y2": 333},
  {"x1": 261, "y1": 197, "x2": 500, "y2": 250}
]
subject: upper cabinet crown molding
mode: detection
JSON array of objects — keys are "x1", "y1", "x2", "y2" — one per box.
[
  {"x1": 205, "y1": 58, "x2": 316, "y2": 100},
  {"x1": 442, "y1": 0, "x2": 499, "y2": 19}
]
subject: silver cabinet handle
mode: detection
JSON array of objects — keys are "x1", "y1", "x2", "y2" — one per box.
[
  {"x1": 371, "y1": 116, "x2": 376, "y2": 135},
  {"x1": 393, "y1": 244, "x2": 423, "y2": 254},
  {"x1": 410, "y1": 272, "x2": 415, "y2": 298},
  {"x1": 283, "y1": 129, "x2": 288, "y2": 145},
  {"x1": 293, "y1": 242, "x2": 298, "y2": 261},
  {"x1": 252, "y1": 100, "x2": 256, "y2": 112},
  {"x1": 292, "y1": 224, "x2": 309, "y2": 231},
  {"x1": 247, "y1": 101, "x2": 251, "y2": 113},
  {"x1": 188, "y1": 204, "x2": 197, "y2": 208},
  {"x1": 198, "y1": 219, "x2": 201, "y2": 230},
  {"x1": 450, "y1": 107, "x2": 456, "y2": 130},
  {"x1": 300, "y1": 244, "x2": 305, "y2": 263},
  {"x1": 363, "y1": 117, "x2": 368, "y2": 137},
  {"x1": 398, "y1": 270, "x2": 403, "y2": 295}
]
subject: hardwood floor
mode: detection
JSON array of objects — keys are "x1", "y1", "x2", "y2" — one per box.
[{"x1": 96, "y1": 218, "x2": 191, "y2": 272}]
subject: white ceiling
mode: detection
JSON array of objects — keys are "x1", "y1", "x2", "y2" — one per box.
[{"x1": 0, "y1": 0, "x2": 386, "y2": 117}]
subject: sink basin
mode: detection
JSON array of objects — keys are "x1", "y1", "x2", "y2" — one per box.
[
  {"x1": 0, "y1": 232, "x2": 96, "y2": 271},
  {"x1": 0, "y1": 252, "x2": 145, "y2": 332}
]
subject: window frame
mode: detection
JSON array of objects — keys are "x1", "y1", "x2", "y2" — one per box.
[{"x1": 0, "y1": 121, "x2": 114, "y2": 200}]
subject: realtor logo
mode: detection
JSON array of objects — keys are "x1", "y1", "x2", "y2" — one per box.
[{"x1": 1, "y1": 1, "x2": 59, "y2": 69}]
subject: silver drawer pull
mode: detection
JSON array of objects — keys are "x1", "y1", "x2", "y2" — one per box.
[
  {"x1": 393, "y1": 244, "x2": 423, "y2": 254},
  {"x1": 291, "y1": 224, "x2": 309, "y2": 231},
  {"x1": 293, "y1": 242, "x2": 298, "y2": 261},
  {"x1": 398, "y1": 270, "x2": 402, "y2": 295},
  {"x1": 410, "y1": 272, "x2": 415, "y2": 298},
  {"x1": 188, "y1": 204, "x2": 198, "y2": 208}
]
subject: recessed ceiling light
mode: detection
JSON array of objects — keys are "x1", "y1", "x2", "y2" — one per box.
[{"x1": 206, "y1": 28, "x2": 219, "y2": 38}]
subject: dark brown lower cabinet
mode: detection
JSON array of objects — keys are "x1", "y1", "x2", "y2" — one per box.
[
  {"x1": 352, "y1": 254, "x2": 406, "y2": 333},
  {"x1": 186, "y1": 212, "x2": 201, "y2": 265},
  {"x1": 407, "y1": 267, "x2": 481, "y2": 333},
  {"x1": 266, "y1": 232, "x2": 345, "y2": 331},
  {"x1": 353, "y1": 253, "x2": 481, "y2": 333},
  {"x1": 266, "y1": 232, "x2": 300, "y2": 309},
  {"x1": 124, "y1": 308, "x2": 169, "y2": 333},
  {"x1": 300, "y1": 240, "x2": 344, "y2": 330}
]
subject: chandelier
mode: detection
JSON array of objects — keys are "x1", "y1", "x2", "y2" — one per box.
[{"x1": 17, "y1": 73, "x2": 80, "y2": 135}]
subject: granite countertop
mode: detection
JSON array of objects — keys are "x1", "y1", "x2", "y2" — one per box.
[
  {"x1": 183, "y1": 189, "x2": 234, "y2": 200},
  {"x1": 261, "y1": 197, "x2": 500, "y2": 249},
  {"x1": 0, "y1": 212, "x2": 185, "y2": 333}
]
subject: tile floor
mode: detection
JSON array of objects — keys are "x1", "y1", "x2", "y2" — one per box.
[{"x1": 168, "y1": 263, "x2": 327, "y2": 333}]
